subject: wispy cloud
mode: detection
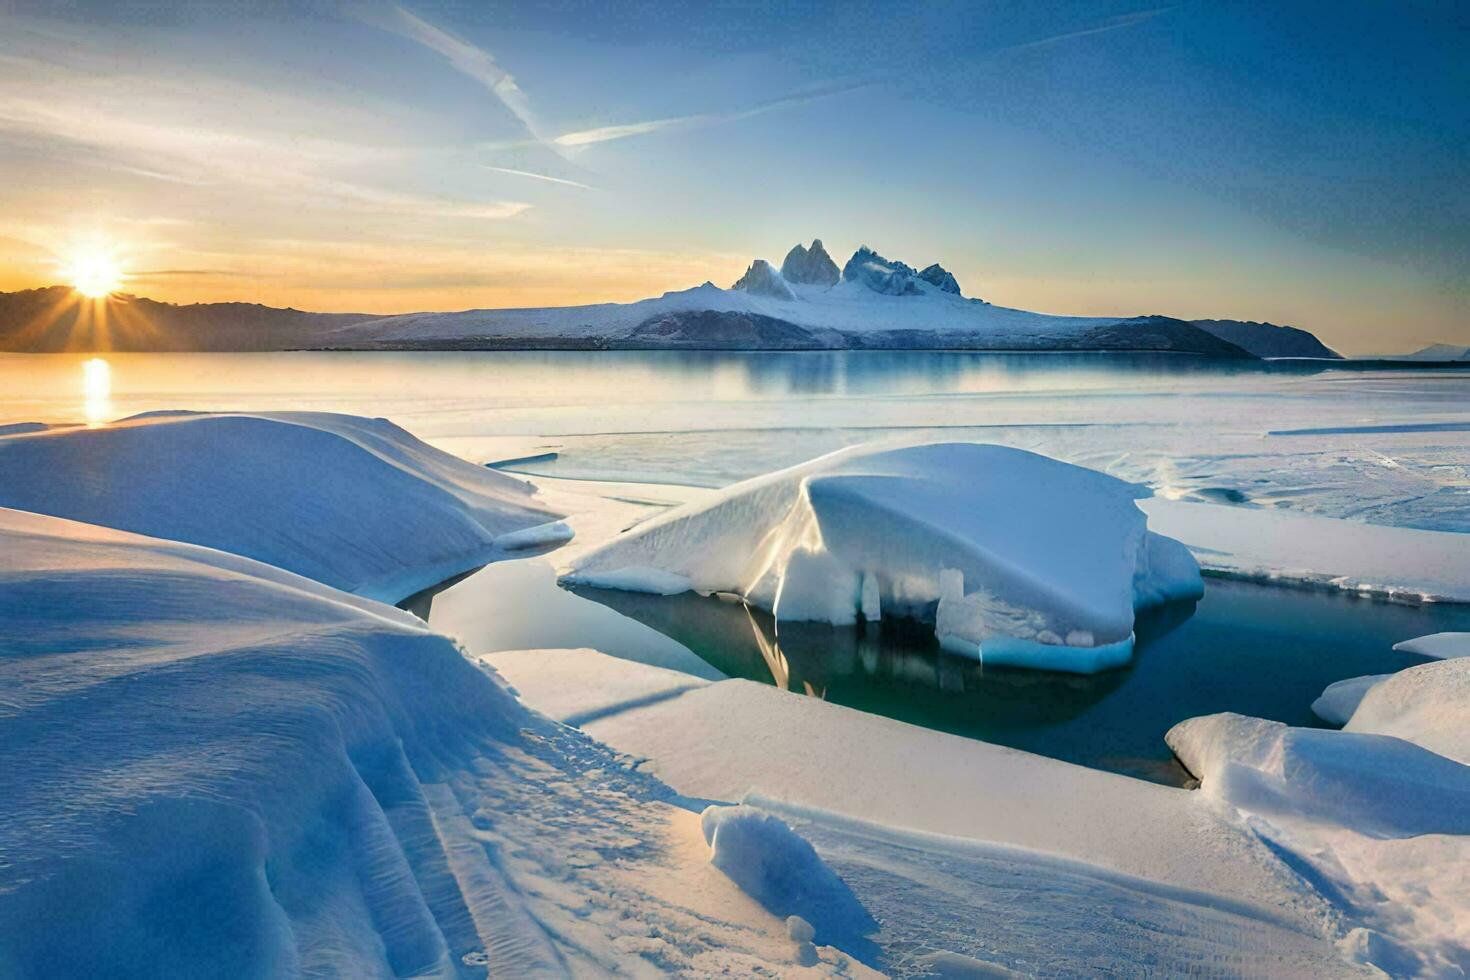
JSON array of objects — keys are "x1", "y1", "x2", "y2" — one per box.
[
  {"x1": 367, "y1": 5, "x2": 563, "y2": 155},
  {"x1": 552, "y1": 78, "x2": 872, "y2": 149},
  {"x1": 368, "y1": 5, "x2": 869, "y2": 160},
  {"x1": 1003, "y1": 6, "x2": 1181, "y2": 54},
  {"x1": 482, "y1": 166, "x2": 596, "y2": 190},
  {"x1": 0, "y1": 30, "x2": 530, "y2": 224}
]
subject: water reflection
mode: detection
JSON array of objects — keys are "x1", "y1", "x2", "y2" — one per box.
[
  {"x1": 569, "y1": 585, "x2": 1145, "y2": 728},
  {"x1": 81, "y1": 357, "x2": 112, "y2": 425},
  {"x1": 568, "y1": 579, "x2": 1470, "y2": 786}
]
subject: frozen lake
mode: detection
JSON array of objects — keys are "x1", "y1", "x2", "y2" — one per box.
[
  {"x1": 6, "y1": 350, "x2": 1469, "y2": 778},
  {"x1": 3, "y1": 350, "x2": 1467, "y2": 530}
]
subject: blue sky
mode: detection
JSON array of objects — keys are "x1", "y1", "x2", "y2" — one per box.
[{"x1": 0, "y1": 0, "x2": 1464, "y2": 352}]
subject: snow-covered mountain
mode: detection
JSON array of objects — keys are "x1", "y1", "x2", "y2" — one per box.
[
  {"x1": 324, "y1": 241, "x2": 1257, "y2": 356},
  {"x1": 0, "y1": 240, "x2": 1355, "y2": 356}
]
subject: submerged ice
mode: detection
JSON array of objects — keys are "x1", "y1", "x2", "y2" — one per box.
[{"x1": 566, "y1": 443, "x2": 1202, "y2": 672}]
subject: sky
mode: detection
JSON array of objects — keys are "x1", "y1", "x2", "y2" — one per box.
[{"x1": 0, "y1": 1, "x2": 1465, "y2": 354}]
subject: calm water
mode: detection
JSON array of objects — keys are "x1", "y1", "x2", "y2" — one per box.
[
  {"x1": 568, "y1": 579, "x2": 1470, "y2": 785},
  {"x1": 4, "y1": 350, "x2": 1465, "y2": 529},
  {"x1": 428, "y1": 557, "x2": 1470, "y2": 787}
]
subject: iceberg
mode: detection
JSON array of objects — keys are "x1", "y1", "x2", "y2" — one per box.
[
  {"x1": 0, "y1": 411, "x2": 559, "y2": 601},
  {"x1": 566, "y1": 443, "x2": 1202, "y2": 672}
]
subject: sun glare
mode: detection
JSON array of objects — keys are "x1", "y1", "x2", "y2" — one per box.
[
  {"x1": 82, "y1": 357, "x2": 113, "y2": 425},
  {"x1": 65, "y1": 251, "x2": 125, "y2": 298}
]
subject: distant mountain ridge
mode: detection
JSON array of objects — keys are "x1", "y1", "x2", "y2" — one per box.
[
  {"x1": 0, "y1": 285, "x2": 384, "y2": 352},
  {"x1": 1399, "y1": 343, "x2": 1470, "y2": 361},
  {"x1": 1190, "y1": 319, "x2": 1341, "y2": 359},
  {"x1": 0, "y1": 242, "x2": 1336, "y2": 357}
]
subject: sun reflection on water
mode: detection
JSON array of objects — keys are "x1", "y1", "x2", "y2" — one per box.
[{"x1": 82, "y1": 357, "x2": 112, "y2": 425}]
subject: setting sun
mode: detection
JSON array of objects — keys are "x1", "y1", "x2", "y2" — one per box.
[{"x1": 64, "y1": 251, "x2": 124, "y2": 298}]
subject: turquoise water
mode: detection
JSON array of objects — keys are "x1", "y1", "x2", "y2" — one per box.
[{"x1": 570, "y1": 579, "x2": 1470, "y2": 785}]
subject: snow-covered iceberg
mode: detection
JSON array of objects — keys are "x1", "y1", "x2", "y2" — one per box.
[
  {"x1": 565, "y1": 443, "x2": 1203, "y2": 672},
  {"x1": 0, "y1": 411, "x2": 560, "y2": 602}
]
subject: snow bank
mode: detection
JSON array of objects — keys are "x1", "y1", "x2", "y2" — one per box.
[
  {"x1": 1393, "y1": 631, "x2": 1470, "y2": 659},
  {"x1": 1311, "y1": 674, "x2": 1391, "y2": 726},
  {"x1": 1344, "y1": 658, "x2": 1470, "y2": 765},
  {"x1": 0, "y1": 508, "x2": 873, "y2": 976},
  {"x1": 567, "y1": 443, "x2": 1202, "y2": 672},
  {"x1": 1168, "y1": 712, "x2": 1470, "y2": 838},
  {"x1": 1141, "y1": 498, "x2": 1470, "y2": 603},
  {"x1": 1167, "y1": 712, "x2": 1470, "y2": 973},
  {"x1": 701, "y1": 805, "x2": 877, "y2": 948},
  {"x1": 0, "y1": 411, "x2": 559, "y2": 601},
  {"x1": 0, "y1": 507, "x2": 530, "y2": 975}
]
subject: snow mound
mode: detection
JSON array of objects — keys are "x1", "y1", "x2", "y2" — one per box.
[
  {"x1": 731, "y1": 259, "x2": 797, "y2": 300},
  {"x1": 1311, "y1": 674, "x2": 1391, "y2": 726},
  {"x1": 0, "y1": 509, "x2": 873, "y2": 975},
  {"x1": 0, "y1": 411, "x2": 558, "y2": 601},
  {"x1": 1345, "y1": 658, "x2": 1470, "y2": 765},
  {"x1": 0, "y1": 507, "x2": 532, "y2": 975},
  {"x1": 566, "y1": 443, "x2": 1202, "y2": 672},
  {"x1": 701, "y1": 804, "x2": 877, "y2": 947},
  {"x1": 1393, "y1": 631, "x2": 1470, "y2": 659},
  {"x1": 1167, "y1": 712, "x2": 1470, "y2": 838},
  {"x1": 1167, "y1": 711, "x2": 1470, "y2": 973},
  {"x1": 780, "y1": 239, "x2": 840, "y2": 286}
]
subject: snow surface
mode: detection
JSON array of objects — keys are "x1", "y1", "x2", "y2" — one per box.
[
  {"x1": 1168, "y1": 712, "x2": 1470, "y2": 975},
  {"x1": 1141, "y1": 497, "x2": 1470, "y2": 602},
  {"x1": 566, "y1": 443, "x2": 1202, "y2": 672},
  {"x1": 0, "y1": 507, "x2": 875, "y2": 976},
  {"x1": 1394, "y1": 631, "x2": 1470, "y2": 659},
  {"x1": 482, "y1": 647, "x2": 1369, "y2": 976},
  {"x1": 1344, "y1": 657, "x2": 1470, "y2": 765},
  {"x1": 0, "y1": 411, "x2": 558, "y2": 602}
]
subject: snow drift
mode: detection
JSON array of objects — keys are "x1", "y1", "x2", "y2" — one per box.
[
  {"x1": 0, "y1": 508, "x2": 871, "y2": 976},
  {"x1": 565, "y1": 443, "x2": 1202, "y2": 672},
  {"x1": 0, "y1": 411, "x2": 560, "y2": 602},
  {"x1": 1168, "y1": 712, "x2": 1470, "y2": 974}
]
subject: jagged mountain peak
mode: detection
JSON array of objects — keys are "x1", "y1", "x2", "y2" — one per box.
[
  {"x1": 731, "y1": 259, "x2": 796, "y2": 300},
  {"x1": 780, "y1": 239, "x2": 840, "y2": 286},
  {"x1": 919, "y1": 263, "x2": 961, "y2": 295}
]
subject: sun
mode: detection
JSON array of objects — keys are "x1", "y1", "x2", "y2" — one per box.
[{"x1": 64, "y1": 250, "x2": 125, "y2": 298}]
